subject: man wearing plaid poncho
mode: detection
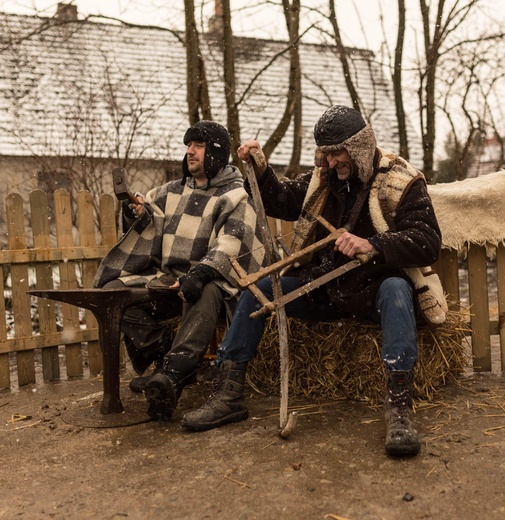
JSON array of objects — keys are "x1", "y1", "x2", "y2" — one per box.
[{"x1": 93, "y1": 121, "x2": 264, "y2": 421}]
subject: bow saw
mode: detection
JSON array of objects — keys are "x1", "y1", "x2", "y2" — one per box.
[{"x1": 234, "y1": 149, "x2": 376, "y2": 438}]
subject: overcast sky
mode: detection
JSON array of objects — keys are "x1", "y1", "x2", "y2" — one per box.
[
  {"x1": 3, "y1": 0, "x2": 504, "y2": 152},
  {"x1": 0, "y1": 0, "x2": 426, "y2": 51},
  {"x1": 3, "y1": 0, "x2": 503, "y2": 55}
]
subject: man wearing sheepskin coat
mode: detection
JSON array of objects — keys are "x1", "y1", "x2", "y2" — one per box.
[
  {"x1": 183, "y1": 105, "x2": 447, "y2": 458},
  {"x1": 93, "y1": 121, "x2": 264, "y2": 421}
]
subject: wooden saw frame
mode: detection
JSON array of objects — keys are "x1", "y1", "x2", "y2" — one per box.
[{"x1": 233, "y1": 149, "x2": 375, "y2": 438}]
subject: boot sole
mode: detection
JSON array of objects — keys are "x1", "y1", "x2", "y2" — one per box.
[
  {"x1": 385, "y1": 442, "x2": 421, "y2": 457},
  {"x1": 182, "y1": 409, "x2": 249, "y2": 431},
  {"x1": 145, "y1": 379, "x2": 178, "y2": 421},
  {"x1": 129, "y1": 378, "x2": 148, "y2": 393}
]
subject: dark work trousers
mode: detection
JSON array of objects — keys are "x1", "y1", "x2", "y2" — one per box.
[{"x1": 102, "y1": 279, "x2": 226, "y2": 376}]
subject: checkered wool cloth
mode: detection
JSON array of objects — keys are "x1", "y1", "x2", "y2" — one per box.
[{"x1": 93, "y1": 165, "x2": 265, "y2": 298}]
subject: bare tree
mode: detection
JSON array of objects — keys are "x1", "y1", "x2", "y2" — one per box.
[
  {"x1": 327, "y1": 0, "x2": 362, "y2": 113},
  {"x1": 221, "y1": 0, "x2": 242, "y2": 168},
  {"x1": 262, "y1": 0, "x2": 303, "y2": 178},
  {"x1": 418, "y1": 0, "x2": 476, "y2": 180},
  {"x1": 392, "y1": 0, "x2": 409, "y2": 159},
  {"x1": 184, "y1": 0, "x2": 212, "y2": 124},
  {"x1": 436, "y1": 35, "x2": 505, "y2": 180}
]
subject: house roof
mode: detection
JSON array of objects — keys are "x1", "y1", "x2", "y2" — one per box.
[{"x1": 0, "y1": 11, "x2": 423, "y2": 169}]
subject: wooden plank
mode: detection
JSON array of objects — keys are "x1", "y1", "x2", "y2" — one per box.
[
  {"x1": 0, "y1": 245, "x2": 110, "y2": 264},
  {"x1": 99, "y1": 194, "x2": 119, "y2": 247},
  {"x1": 280, "y1": 220, "x2": 294, "y2": 250},
  {"x1": 6, "y1": 193, "x2": 36, "y2": 385},
  {"x1": 30, "y1": 190, "x2": 60, "y2": 382},
  {"x1": 78, "y1": 191, "x2": 101, "y2": 375},
  {"x1": 54, "y1": 190, "x2": 83, "y2": 377},
  {"x1": 496, "y1": 244, "x2": 505, "y2": 372},
  {"x1": 0, "y1": 329, "x2": 99, "y2": 354},
  {"x1": 467, "y1": 244, "x2": 491, "y2": 372},
  {"x1": 0, "y1": 266, "x2": 10, "y2": 388},
  {"x1": 435, "y1": 248, "x2": 460, "y2": 310}
]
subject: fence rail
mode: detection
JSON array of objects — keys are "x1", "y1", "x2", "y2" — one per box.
[{"x1": 1, "y1": 189, "x2": 504, "y2": 390}]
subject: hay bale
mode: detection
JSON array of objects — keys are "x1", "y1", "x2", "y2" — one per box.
[{"x1": 248, "y1": 310, "x2": 470, "y2": 403}]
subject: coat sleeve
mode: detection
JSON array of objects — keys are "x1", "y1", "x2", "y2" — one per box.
[
  {"x1": 371, "y1": 178, "x2": 442, "y2": 268},
  {"x1": 198, "y1": 188, "x2": 265, "y2": 287},
  {"x1": 246, "y1": 167, "x2": 312, "y2": 221}
]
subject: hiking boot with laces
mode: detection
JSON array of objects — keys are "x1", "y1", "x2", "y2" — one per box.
[
  {"x1": 144, "y1": 355, "x2": 197, "y2": 421},
  {"x1": 182, "y1": 360, "x2": 248, "y2": 431},
  {"x1": 129, "y1": 363, "x2": 164, "y2": 393},
  {"x1": 384, "y1": 370, "x2": 421, "y2": 457}
]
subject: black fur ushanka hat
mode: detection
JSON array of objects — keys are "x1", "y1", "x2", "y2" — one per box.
[{"x1": 181, "y1": 120, "x2": 231, "y2": 187}]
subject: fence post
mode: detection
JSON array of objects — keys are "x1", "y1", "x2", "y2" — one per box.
[
  {"x1": 6, "y1": 193, "x2": 36, "y2": 385},
  {"x1": 0, "y1": 270, "x2": 10, "y2": 388},
  {"x1": 496, "y1": 243, "x2": 505, "y2": 372},
  {"x1": 434, "y1": 248, "x2": 460, "y2": 310},
  {"x1": 30, "y1": 190, "x2": 60, "y2": 381},
  {"x1": 77, "y1": 191, "x2": 102, "y2": 374},
  {"x1": 54, "y1": 189, "x2": 83, "y2": 377},
  {"x1": 468, "y1": 244, "x2": 491, "y2": 371}
]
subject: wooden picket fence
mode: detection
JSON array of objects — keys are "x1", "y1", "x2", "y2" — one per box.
[
  {"x1": 1, "y1": 189, "x2": 117, "y2": 389},
  {"x1": 1, "y1": 189, "x2": 504, "y2": 390}
]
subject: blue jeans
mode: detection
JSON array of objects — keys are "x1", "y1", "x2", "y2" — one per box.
[{"x1": 218, "y1": 276, "x2": 417, "y2": 371}]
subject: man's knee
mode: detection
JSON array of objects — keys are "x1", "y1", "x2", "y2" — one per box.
[
  {"x1": 376, "y1": 277, "x2": 415, "y2": 316},
  {"x1": 378, "y1": 277, "x2": 413, "y2": 301},
  {"x1": 102, "y1": 279, "x2": 126, "y2": 289}
]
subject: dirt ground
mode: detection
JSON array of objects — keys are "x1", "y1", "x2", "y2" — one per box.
[{"x1": 1, "y1": 369, "x2": 504, "y2": 520}]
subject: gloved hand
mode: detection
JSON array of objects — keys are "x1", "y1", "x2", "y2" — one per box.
[{"x1": 178, "y1": 264, "x2": 219, "y2": 304}]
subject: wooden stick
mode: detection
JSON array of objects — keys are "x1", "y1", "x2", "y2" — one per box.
[
  {"x1": 249, "y1": 252, "x2": 376, "y2": 319},
  {"x1": 245, "y1": 150, "x2": 291, "y2": 432}
]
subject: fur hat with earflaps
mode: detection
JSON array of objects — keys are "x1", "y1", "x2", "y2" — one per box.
[
  {"x1": 181, "y1": 120, "x2": 231, "y2": 188},
  {"x1": 314, "y1": 105, "x2": 377, "y2": 186}
]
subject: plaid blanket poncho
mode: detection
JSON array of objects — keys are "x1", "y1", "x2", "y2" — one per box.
[{"x1": 93, "y1": 165, "x2": 265, "y2": 299}]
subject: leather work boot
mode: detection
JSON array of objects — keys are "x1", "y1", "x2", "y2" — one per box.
[
  {"x1": 384, "y1": 370, "x2": 421, "y2": 457},
  {"x1": 129, "y1": 357, "x2": 164, "y2": 393},
  {"x1": 182, "y1": 360, "x2": 249, "y2": 431},
  {"x1": 128, "y1": 338, "x2": 173, "y2": 393},
  {"x1": 144, "y1": 356, "x2": 196, "y2": 420}
]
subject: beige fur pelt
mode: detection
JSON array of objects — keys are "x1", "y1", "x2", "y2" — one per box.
[{"x1": 428, "y1": 170, "x2": 505, "y2": 257}]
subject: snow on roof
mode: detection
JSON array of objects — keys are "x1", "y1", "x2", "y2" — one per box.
[{"x1": 0, "y1": 12, "x2": 422, "y2": 168}]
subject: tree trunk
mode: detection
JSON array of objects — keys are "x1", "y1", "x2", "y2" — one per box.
[
  {"x1": 328, "y1": 0, "x2": 362, "y2": 112},
  {"x1": 222, "y1": 0, "x2": 241, "y2": 168},
  {"x1": 263, "y1": 0, "x2": 302, "y2": 179},
  {"x1": 393, "y1": 0, "x2": 409, "y2": 160},
  {"x1": 184, "y1": 0, "x2": 211, "y2": 124}
]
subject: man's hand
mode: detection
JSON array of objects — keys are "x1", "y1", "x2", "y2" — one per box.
[
  {"x1": 128, "y1": 193, "x2": 145, "y2": 217},
  {"x1": 237, "y1": 140, "x2": 267, "y2": 177},
  {"x1": 177, "y1": 264, "x2": 218, "y2": 304},
  {"x1": 334, "y1": 231, "x2": 376, "y2": 258}
]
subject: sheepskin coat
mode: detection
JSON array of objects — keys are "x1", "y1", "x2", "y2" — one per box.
[
  {"x1": 93, "y1": 165, "x2": 265, "y2": 299},
  {"x1": 254, "y1": 144, "x2": 444, "y2": 322}
]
